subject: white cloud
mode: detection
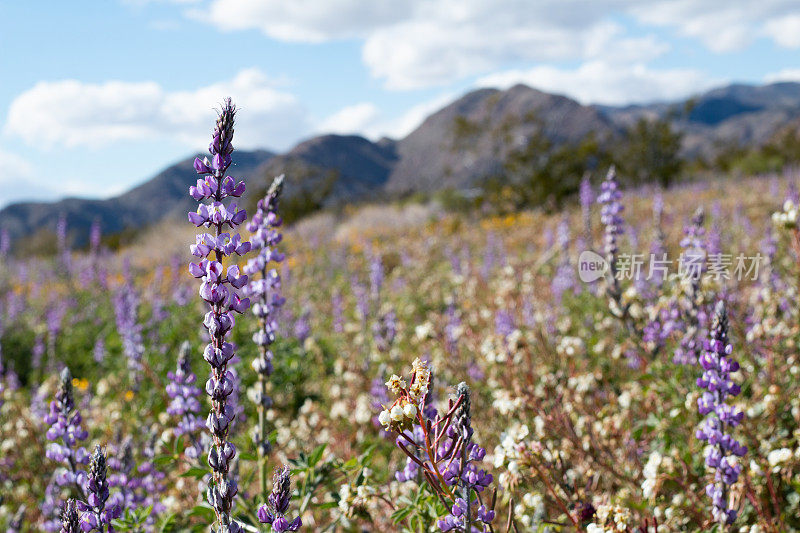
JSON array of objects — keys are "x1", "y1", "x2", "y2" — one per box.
[
  {"x1": 4, "y1": 68, "x2": 310, "y2": 151},
  {"x1": 377, "y1": 92, "x2": 459, "y2": 138},
  {"x1": 198, "y1": 0, "x2": 411, "y2": 42},
  {"x1": 317, "y1": 103, "x2": 381, "y2": 136},
  {"x1": 477, "y1": 61, "x2": 722, "y2": 106},
  {"x1": 0, "y1": 149, "x2": 56, "y2": 207},
  {"x1": 763, "y1": 14, "x2": 800, "y2": 48},
  {"x1": 764, "y1": 69, "x2": 800, "y2": 83},
  {"x1": 190, "y1": 0, "x2": 800, "y2": 90},
  {"x1": 630, "y1": 1, "x2": 800, "y2": 52},
  {"x1": 316, "y1": 92, "x2": 458, "y2": 142}
]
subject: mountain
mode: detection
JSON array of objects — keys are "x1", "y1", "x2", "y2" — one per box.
[
  {"x1": 599, "y1": 81, "x2": 800, "y2": 158},
  {"x1": 4, "y1": 150, "x2": 274, "y2": 248},
  {"x1": 386, "y1": 84, "x2": 617, "y2": 194},
  {"x1": 251, "y1": 134, "x2": 398, "y2": 206},
  {"x1": 4, "y1": 81, "x2": 800, "y2": 247}
]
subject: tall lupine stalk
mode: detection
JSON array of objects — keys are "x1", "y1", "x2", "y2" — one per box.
[
  {"x1": 79, "y1": 445, "x2": 120, "y2": 532},
  {"x1": 166, "y1": 341, "x2": 204, "y2": 459},
  {"x1": 674, "y1": 208, "x2": 707, "y2": 365},
  {"x1": 579, "y1": 173, "x2": 593, "y2": 249},
  {"x1": 243, "y1": 174, "x2": 286, "y2": 497},
  {"x1": 597, "y1": 166, "x2": 638, "y2": 335},
  {"x1": 113, "y1": 282, "x2": 145, "y2": 389},
  {"x1": 696, "y1": 301, "x2": 747, "y2": 526},
  {"x1": 187, "y1": 98, "x2": 250, "y2": 532},
  {"x1": 257, "y1": 466, "x2": 302, "y2": 532},
  {"x1": 43, "y1": 368, "x2": 89, "y2": 531},
  {"x1": 438, "y1": 383, "x2": 495, "y2": 533}
]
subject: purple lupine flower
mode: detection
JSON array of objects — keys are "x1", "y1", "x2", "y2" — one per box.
[
  {"x1": 92, "y1": 339, "x2": 105, "y2": 364},
  {"x1": 257, "y1": 466, "x2": 301, "y2": 532},
  {"x1": 444, "y1": 301, "x2": 461, "y2": 357},
  {"x1": 494, "y1": 310, "x2": 515, "y2": 341},
  {"x1": 136, "y1": 433, "x2": 166, "y2": 520},
  {"x1": 674, "y1": 208, "x2": 707, "y2": 365},
  {"x1": 112, "y1": 283, "x2": 145, "y2": 389},
  {"x1": 243, "y1": 175, "x2": 284, "y2": 473},
  {"x1": 579, "y1": 173, "x2": 593, "y2": 246},
  {"x1": 437, "y1": 498, "x2": 495, "y2": 533},
  {"x1": 331, "y1": 289, "x2": 344, "y2": 334},
  {"x1": 79, "y1": 445, "x2": 121, "y2": 532},
  {"x1": 293, "y1": 310, "x2": 311, "y2": 345},
  {"x1": 437, "y1": 384, "x2": 494, "y2": 533},
  {"x1": 597, "y1": 166, "x2": 626, "y2": 307},
  {"x1": 166, "y1": 341, "x2": 204, "y2": 458},
  {"x1": 353, "y1": 278, "x2": 370, "y2": 327},
  {"x1": 60, "y1": 500, "x2": 80, "y2": 533},
  {"x1": 107, "y1": 438, "x2": 140, "y2": 515},
  {"x1": 187, "y1": 98, "x2": 250, "y2": 532},
  {"x1": 551, "y1": 216, "x2": 576, "y2": 304},
  {"x1": 696, "y1": 301, "x2": 746, "y2": 525},
  {"x1": 372, "y1": 308, "x2": 397, "y2": 353},
  {"x1": 42, "y1": 368, "x2": 89, "y2": 530}
]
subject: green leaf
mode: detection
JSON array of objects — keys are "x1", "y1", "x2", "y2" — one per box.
[
  {"x1": 308, "y1": 444, "x2": 327, "y2": 468},
  {"x1": 181, "y1": 466, "x2": 209, "y2": 479}
]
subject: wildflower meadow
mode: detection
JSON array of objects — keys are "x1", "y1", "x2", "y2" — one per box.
[{"x1": 4, "y1": 99, "x2": 800, "y2": 533}]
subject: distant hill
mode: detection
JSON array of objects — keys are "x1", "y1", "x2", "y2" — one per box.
[
  {"x1": 598, "y1": 81, "x2": 800, "y2": 158},
  {"x1": 4, "y1": 81, "x2": 800, "y2": 247},
  {"x1": 385, "y1": 84, "x2": 617, "y2": 194},
  {"x1": 3, "y1": 150, "x2": 274, "y2": 247}
]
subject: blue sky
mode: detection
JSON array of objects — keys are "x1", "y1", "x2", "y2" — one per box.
[{"x1": 1, "y1": 0, "x2": 799, "y2": 207}]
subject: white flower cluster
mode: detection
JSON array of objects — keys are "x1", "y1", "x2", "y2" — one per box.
[
  {"x1": 772, "y1": 200, "x2": 799, "y2": 229},
  {"x1": 586, "y1": 504, "x2": 632, "y2": 532},
  {"x1": 641, "y1": 450, "x2": 672, "y2": 500},
  {"x1": 377, "y1": 358, "x2": 429, "y2": 430}
]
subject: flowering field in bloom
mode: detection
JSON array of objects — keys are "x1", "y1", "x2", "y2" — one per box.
[{"x1": 2, "y1": 102, "x2": 800, "y2": 532}]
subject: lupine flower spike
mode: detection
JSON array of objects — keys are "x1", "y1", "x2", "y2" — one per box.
[
  {"x1": 257, "y1": 466, "x2": 302, "y2": 532},
  {"x1": 597, "y1": 166, "x2": 640, "y2": 337},
  {"x1": 244, "y1": 174, "x2": 286, "y2": 496},
  {"x1": 79, "y1": 445, "x2": 120, "y2": 532},
  {"x1": 43, "y1": 368, "x2": 89, "y2": 530},
  {"x1": 674, "y1": 207, "x2": 706, "y2": 365},
  {"x1": 696, "y1": 301, "x2": 747, "y2": 525},
  {"x1": 60, "y1": 499, "x2": 80, "y2": 533},
  {"x1": 188, "y1": 97, "x2": 251, "y2": 532},
  {"x1": 166, "y1": 341, "x2": 204, "y2": 458}
]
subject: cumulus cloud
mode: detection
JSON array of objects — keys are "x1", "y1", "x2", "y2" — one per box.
[
  {"x1": 477, "y1": 61, "x2": 722, "y2": 106},
  {"x1": 4, "y1": 69, "x2": 310, "y2": 151},
  {"x1": 317, "y1": 103, "x2": 381, "y2": 136},
  {"x1": 317, "y1": 92, "x2": 459, "y2": 142},
  {"x1": 190, "y1": 0, "x2": 800, "y2": 90},
  {"x1": 763, "y1": 14, "x2": 800, "y2": 48},
  {"x1": 0, "y1": 149, "x2": 54, "y2": 207},
  {"x1": 199, "y1": 0, "x2": 410, "y2": 42},
  {"x1": 764, "y1": 69, "x2": 800, "y2": 83},
  {"x1": 630, "y1": 1, "x2": 800, "y2": 52}
]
